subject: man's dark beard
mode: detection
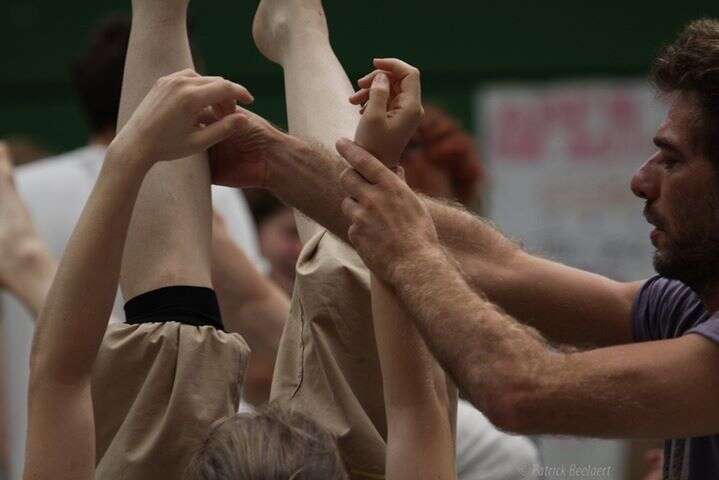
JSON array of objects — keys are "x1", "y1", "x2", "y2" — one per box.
[{"x1": 654, "y1": 234, "x2": 719, "y2": 293}]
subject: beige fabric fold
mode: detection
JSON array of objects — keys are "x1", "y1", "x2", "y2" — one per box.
[
  {"x1": 271, "y1": 229, "x2": 457, "y2": 480},
  {"x1": 92, "y1": 322, "x2": 249, "y2": 480}
]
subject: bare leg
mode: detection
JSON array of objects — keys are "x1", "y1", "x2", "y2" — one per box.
[
  {"x1": 119, "y1": 0, "x2": 212, "y2": 299},
  {"x1": 253, "y1": 0, "x2": 359, "y2": 243}
]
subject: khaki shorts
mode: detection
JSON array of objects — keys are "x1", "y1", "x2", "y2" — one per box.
[
  {"x1": 271, "y1": 230, "x2": 457, "y2": 480},
  {"x1": 92, "y1": 321, "x2": 249, "y2": 480}
]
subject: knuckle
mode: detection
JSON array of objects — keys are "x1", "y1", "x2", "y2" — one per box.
[
  {"x1": 168, "y1": 75, "x2": 188, "y2": 90},
  {"x1": 156, "y1": 75, "x2": 172, "y2": 88}
]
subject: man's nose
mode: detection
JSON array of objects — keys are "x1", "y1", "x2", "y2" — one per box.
[{"x1": 630, "y1": 156, "x2": 660, "y2": 201}]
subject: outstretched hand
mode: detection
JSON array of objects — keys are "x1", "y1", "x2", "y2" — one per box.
[
  {"x1": 350, "y1": 58, "x2": 424, "y2": 168},
  {"x1": 338, "y1": 138, "x2": 440, "y2": 282},
  {"x1": 208, "y1": 107, "x2": 290, "y2": 188},
  {"x1": 111, "y1": 69, "x2": 255, "y2": 167}
]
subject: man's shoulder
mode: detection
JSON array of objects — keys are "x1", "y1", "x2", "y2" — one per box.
[
  {"x1": 633, "y1": 275, "x2": 708, "y2": 341},
  {"x1": 639, "y1": 275, "x2": 698, "y2": 306}
]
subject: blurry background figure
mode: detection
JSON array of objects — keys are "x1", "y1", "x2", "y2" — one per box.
[
  {"x1": 1, "y1": 14, "x2": 263, "y2": 480},
  {"x1": 246, "y1": 190, "x2": 303, "y2": 296},
  {"x1": 402, "y1": 105, "x2": 484, "y2": 207}
]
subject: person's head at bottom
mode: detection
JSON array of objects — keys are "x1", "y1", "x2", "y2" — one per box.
[{"x1": 186, "y1": 403, "x2": 348, "y2": 480}]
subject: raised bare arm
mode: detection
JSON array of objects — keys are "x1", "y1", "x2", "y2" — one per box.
[
  {"x1": 350, "y1": 61, "x2": 456, "y2": 480},
  {"x1": 22, "y1": 71, "x2": 252, "y2": 480}
]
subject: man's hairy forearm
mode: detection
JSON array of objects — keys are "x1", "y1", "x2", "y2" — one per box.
[
  {"x1": 268, "y1": 137, "x2": 352, "y2": 243},
  {"x1": 265, "y1": 138, "x2": 636, "y2": 347},
  {"x1": 387, "y1": 246, "x2": 562, "y2": 430},
  {"x1": 425, "y1": 198, "x2": 519, "y2": 270},
  {"x1": 268, "y1": 138, "x2": 517, "y2": 264}
]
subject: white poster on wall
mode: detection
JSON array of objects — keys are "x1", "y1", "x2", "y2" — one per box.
[
  {"x1": 476, "y1": 80, "x2": 665, "y2": 281},
  {"x1": 475, "y1": 80, "x2": 668, "y2": 479}
]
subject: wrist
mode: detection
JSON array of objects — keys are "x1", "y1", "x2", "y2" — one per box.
[
  {"x1": 106, "y1": 135, "x2": 153, "y2": 177},
  {"x1": 130, "y1": 2, "x2": 189, "y2": 25}
]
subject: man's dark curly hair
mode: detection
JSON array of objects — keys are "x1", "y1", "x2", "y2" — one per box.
[{"x1": 651, "y1": 19, "x2": 719, "y2": 161}]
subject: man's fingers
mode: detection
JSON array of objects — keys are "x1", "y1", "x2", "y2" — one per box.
[
  {"x1": 336, "y1": 138, "x2": 395, "y2": 186},
  {"x1": 363, "y1": 73, "x2": 390, "y2": 119},
  {"x1": 340, "y1": 167, "x2": 373, "y2": 200},
  {"x1": 187, "y1": 80, "x2": 254, "y2": 112},
  {"x1": 191, "y1": 112, "x2": 247, "y2": 150},
  {"x1": 341, "y1": 196, "x2": 363, "y2": 221}
]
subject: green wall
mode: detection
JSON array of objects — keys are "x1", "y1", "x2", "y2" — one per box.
[{"x1": 4, "y1": 0, "x2": 719, "y2": 152}]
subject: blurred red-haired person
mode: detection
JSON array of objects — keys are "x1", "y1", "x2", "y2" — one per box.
[{"x1": 402, "y1": 105, "x2": 484, "y2": 206}]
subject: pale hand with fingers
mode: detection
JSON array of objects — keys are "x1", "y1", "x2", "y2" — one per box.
[
  {"x1": 110, "y1": 69, "x2": 255, "y2": 167},
  {"x1": 350, "y1": 58, "x2": 425, "y2": 168}
]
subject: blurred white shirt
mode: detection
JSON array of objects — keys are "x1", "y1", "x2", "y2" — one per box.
[{"x1": 456, "y1": 400, "x2": 540, "y2": 480}]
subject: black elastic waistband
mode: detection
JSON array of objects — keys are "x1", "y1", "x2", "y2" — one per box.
[{"x1": 124, "y1": 286, "x2": 224, "y2": 331}]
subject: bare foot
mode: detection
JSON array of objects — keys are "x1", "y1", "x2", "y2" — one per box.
[
  {"x1": 0, "y1": 143, "x2": 48, "y2": 291},
  {"x1": 252, "y1": 0, "x2": 329, "y2": 64}
]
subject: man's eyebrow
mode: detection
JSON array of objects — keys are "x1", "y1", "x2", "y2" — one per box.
[{"x1": 653, "y1": 136, "x2": 683, "y2": 156}]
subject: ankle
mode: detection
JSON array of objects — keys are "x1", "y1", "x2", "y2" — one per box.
[{"x1": 131, "y1": 2, "x2": 188, "y2": 26}]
